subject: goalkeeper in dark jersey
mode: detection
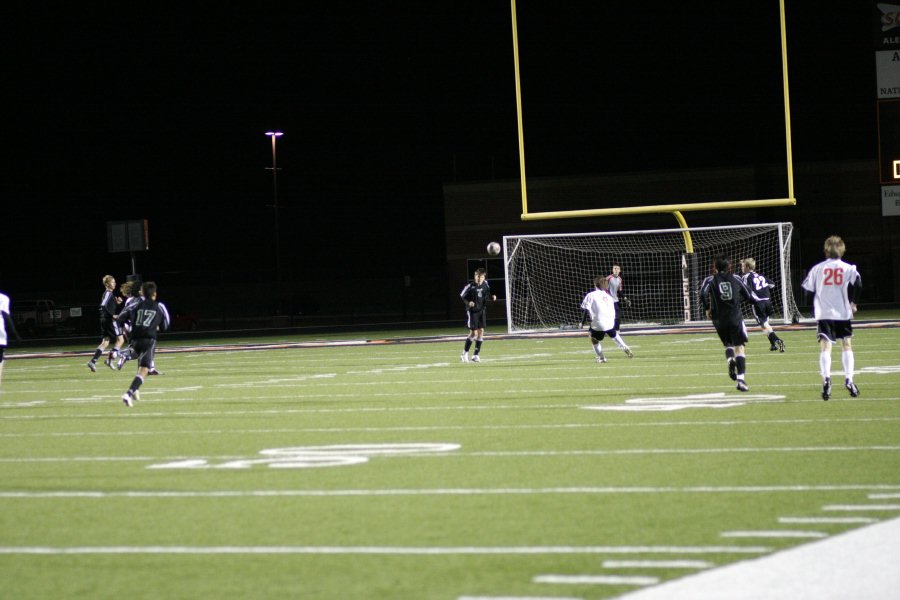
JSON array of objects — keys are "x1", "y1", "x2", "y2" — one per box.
[
  {"x1": 115, "y1": 281, "x2": 170, "y2": 407},
  {"x1": 459, "y1": 268, "x2": 496, "y2": 363},
  {"x1": 700, "y1": 256, "x2": 763, "y2": 392},
  {"x1": 740, "y1": 258, "x2": 785, "y2": 352}
]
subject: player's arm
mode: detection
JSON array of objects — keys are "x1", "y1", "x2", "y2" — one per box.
[
  {"x1": 459, "y1": 285, "x2": 472, "y2": 307},
  {"x1": 699, "y1": 276, "x2": 712, "y2": 317},
  {"x1": 848, "y1": 270, "x2": 862, "y2": 307},
  {"x1": 2, "y1": 310, "x2": 21, "y2": 341},
  {"x1": 116, "y1": 304, "x2": 135, "y2": 328},
  {"x1": 158, "y1": 302, "x2": 172, "y2": 332}
]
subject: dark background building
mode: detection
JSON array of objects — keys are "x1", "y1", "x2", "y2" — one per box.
[{"x1": 2, "y1": 3, "x2": 897, "y2": 335}]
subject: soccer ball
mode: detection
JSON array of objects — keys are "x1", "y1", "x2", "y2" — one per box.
[{"x1": 487, "y1": 242, "x2": 501, "y2": 256}]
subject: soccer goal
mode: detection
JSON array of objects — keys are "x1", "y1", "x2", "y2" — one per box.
[{"x1": 502, "y1": 222, "x2": 799, "y2": 332}]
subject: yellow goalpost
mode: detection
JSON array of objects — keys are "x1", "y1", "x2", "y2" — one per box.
[{"x1": 509, "y1": 0, "x2": 797, "y2": 250}]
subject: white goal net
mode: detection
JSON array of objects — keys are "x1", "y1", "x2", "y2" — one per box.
[{"x1": 502, "y1": 222, "x2": 798, "y2": 332}]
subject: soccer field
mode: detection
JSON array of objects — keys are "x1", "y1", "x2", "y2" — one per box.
[{"x1": 1, "y1": 324, "x2": 899, "y2": 599}]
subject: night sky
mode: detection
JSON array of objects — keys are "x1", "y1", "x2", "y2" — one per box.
[{"x1": 3, "y1": 3, "x2": 875, "y2": 301}]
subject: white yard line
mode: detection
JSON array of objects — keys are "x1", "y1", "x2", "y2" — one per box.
[
  {"x1": 534, "y1": 574, "x2": 659, "y2": 586},
  {"x1": 777, "y1": 516, "x2": 877, "y2": 524},
  {"x1": 1, "y1": 484, "x2": 899, "y2": 499},
  {"x1": 602, "y1": 560, "x2": 714, "y2": 569},
  {"x1": 0, "y1": 545, "x2": 770, "y2": 555}
]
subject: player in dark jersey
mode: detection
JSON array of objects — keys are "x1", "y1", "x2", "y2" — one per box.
[
  {"x1": 459, "y1": 267, "x2": 496, "y2": 363},
  {"x1": 86, "y1": 274, "x2": 124, "y2": 372},
  {"x1": 699, "y1": 256, "x2": 763, "y2": 392},
  {"x1": 740, "y1": 258, "x2": 785, "y2": 352},
  {"x1": 115, "y1": 281, "x2": 170, "y2": 407}
]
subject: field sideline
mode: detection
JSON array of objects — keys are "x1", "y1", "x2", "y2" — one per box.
[{"x1": 1, "y1": 323, "x2": 899, "y2": 599}]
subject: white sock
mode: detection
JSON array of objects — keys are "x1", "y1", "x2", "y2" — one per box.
[
  {"x1": 820, "y1": 351, "x2": 831, "y2": 380},
  {"x1": 612, "y1": 335, "x2": 628, "y2": 350},
  {"x1": 593, "y1": 344, "x2": 603, "y2": 357},
  {"x1": 842, "y1": 350, "x2": 855, "y2": 382}
]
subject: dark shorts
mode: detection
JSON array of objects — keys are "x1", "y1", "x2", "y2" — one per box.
[
  {"x1": 0, "y1": 346, "x2": 5, "y2": 362},
  {"x1": 817, "y1": 320, "x2": 853, "y2": 343},
  {"x1": 590, "y1": 327, "x2": 616, "y2": 342},
  {"x1": 100, "y1": 316, "x2": 121, "y2": 340},
  {"x1": 752, "y1": 301, "x2": 776, "y2": 326},
  {"x1": 713, "y1": 318, "x2": 748, "y2": 347},
  {"x1": 131, "y1": 338, "x2": 158, "y2": 369},
  {"x1": 466, "y1": 310, "x2": 486, "y2": 330}
]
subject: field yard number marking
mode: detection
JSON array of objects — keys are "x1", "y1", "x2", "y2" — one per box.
[
  {"x1": 147, "y1": 443, "x2": 461, "y2": 470},
  {"x1": 583, "y1": 393, "x2": 785, "y2": 412}
]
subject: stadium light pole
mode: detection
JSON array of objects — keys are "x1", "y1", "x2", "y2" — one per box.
[{"x1": 265, "y1": 131, "x2": 284, "y2": 314}]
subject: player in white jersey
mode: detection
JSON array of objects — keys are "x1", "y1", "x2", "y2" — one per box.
[
  {"x1": 800, "y1": 236, "x2": 862, "y2": 401},
  {"x1": 0, "y1": 290, "x2": 22, "y2": 389},
  {"x1": 580, "y1": 276, "x2": 633, "y2": 363}
]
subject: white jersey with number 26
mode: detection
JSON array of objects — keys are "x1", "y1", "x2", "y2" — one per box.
[{"x1": 801, "y1": 258, "x2": 860, "y2": 321}]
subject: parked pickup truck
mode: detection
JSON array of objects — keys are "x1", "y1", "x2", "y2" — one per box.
[{"x1": 11, "y1": 299, "x2": 82, "y2": 336}]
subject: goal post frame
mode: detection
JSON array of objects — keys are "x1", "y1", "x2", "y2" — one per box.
[
  {"x1": 501, "y1": 222, "x2": 798, "y2": 333},
  {"x1": 509, "y1": 0, "x2": 796, "y2": 221}
]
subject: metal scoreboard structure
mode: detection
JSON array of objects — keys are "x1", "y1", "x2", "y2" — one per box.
[{"x1": 876, "y1": 2, "x2": 900, "y2": 216}]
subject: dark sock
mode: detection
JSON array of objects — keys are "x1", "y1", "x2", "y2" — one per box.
[
  {"x1": 129, "y1": 375, "x2": 144, "y2": 394},
  {"x1": 474, "y1": 340, "x2": 483, "y2": 355},
  {"x1": 464, "y1": 339, "x2": 473, "y2": 352},
  {"x1": 735, "y1": 355, "x2": 746, "y2": 376},
  {"x1": 725, "y1": 347, "x2": 735, "y2": 361},
  {"x1": 91, "y1": 349, "x2": 103, "y2": 362}
]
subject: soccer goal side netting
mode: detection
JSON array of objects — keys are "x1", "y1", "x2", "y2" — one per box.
[{"x1": 502, "y1": 222, "x2": 799, "y2": 332}]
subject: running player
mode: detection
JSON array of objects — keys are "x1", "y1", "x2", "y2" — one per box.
[
  {"x1": 700, "y1": 256, "x2": 763, "y2": 392},
  {"x1": 580, "y1": 276, "x2": 633, "y2": 363},
  {"x1": 740, "y1": 258, "x2": 785, "y2": 352},
  {"x1": 800, "y1": 236, "x2": 862, "y2": 400}
]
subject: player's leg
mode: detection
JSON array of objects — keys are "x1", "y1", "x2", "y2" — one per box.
[
  {"x1": 122, "y1": 342, "x2": 153, "y2": 407},
  {"x1": 733, "y1": 343, "x2": 749, "y2": 391},
  {"x1": 591, "y1": 329, "x2": 606, "y2": 362},
  {"x1": 714, "y1": 324, "x2": 737, "y2": 380},
  {"x1": 461, "y1": 313, "x2": 474, "y2": 362},
  {"x1": 840, "y1": 334, "x2": 859, "y2": 397},
  {"x1": 472, "y1": 323, "x2": 485, "y2": 362},
  {"x1": 608, "y1": 329, "x2": 633, "y2": 358},
  {"x1": 817, "y1": 322, "x2": 835, "y2": 400},
  {"x1": 88, "y1": 335, "x2": 111, "y2": 371}
]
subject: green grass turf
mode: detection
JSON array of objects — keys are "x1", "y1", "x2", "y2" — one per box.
[{"x1": 1, "y1": 325, "x2": 899, "y2": 599}]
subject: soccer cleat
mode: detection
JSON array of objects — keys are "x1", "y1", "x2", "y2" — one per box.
[
  {"x1": 87, "y1": 361, "x2": 97, "y2": 373},
  {"x1": 736, "y1": 380, "x2": 749, "y2": 392},
  {"x1": 148, "y1": 368, "x2": 162, "y2": 375},
  {"x1": 460, "y1": 352, "x2": 469, "y2": 363},
  {"x1": 104, "y1": 356, "x2": 116, "y2": 370},
  {"x1": 121, "y1": 392, "x2": 133, "y2": 407},
  {"x1": 472, "y1": 355, "x2": 481, "y2": 363},
  {"x1": 116, "y1": 356, "x2": 126, "y2": 370},
  {"x1": 596, "y1": 353, "x2": 608, "y2": 363},
  {"x1": 822, "y1": 377, "x2": 832, "y2": 401},
  {"x1": 771, "y1": 338, "x2": 785, "y2": 352},
  {"x1": 132, "y1": 389, "x2": 140, "y2": 402},
  {"x1": 845, "y1": 379, "x2": 859, "y2": 398},
  {"x1": 727, "y1": 359, "x2": 737, "y2": 381},
  {"x1": 623, "y1": 347, "x2": 634, "y2": 358}
]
